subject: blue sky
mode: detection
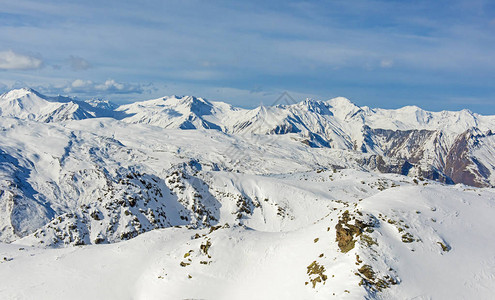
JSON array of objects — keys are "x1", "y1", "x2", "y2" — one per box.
[{"x1": 0, "y1": 0, "x2": 494, "y2": 113}]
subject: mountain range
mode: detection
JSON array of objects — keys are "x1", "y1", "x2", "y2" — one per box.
[
  {"x1": 3, "y1": 88, "x2": 494, "y2": 187},
  {"x1": 1, "y1": 88, "x2": 494, "y2": 299}
]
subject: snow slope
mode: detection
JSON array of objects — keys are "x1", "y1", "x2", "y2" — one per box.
[{"x1": 1, "y1": 172, "x2": 494, "y2": 299}]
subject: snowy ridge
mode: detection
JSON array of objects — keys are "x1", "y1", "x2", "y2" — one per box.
[{"x1": 116, "y1": 95, "x2": 226, "y2": 130}]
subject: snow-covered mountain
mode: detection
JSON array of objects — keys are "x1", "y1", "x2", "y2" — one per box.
[
  {"x1": 0, "y1": 88, "x2": 115, "y2": 122},
  {"x1": 114, "y1": 92, "x2": 495, "y2": 187},
  {"x1": 1, "y1": 88, "x2": 495, "y2": 299}
]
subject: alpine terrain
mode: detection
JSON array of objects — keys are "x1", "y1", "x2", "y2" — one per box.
[{"x1": 1, "y1": 88, "x2": 495, "y2": 299}]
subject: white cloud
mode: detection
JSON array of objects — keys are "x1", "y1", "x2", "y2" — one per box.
[
  {"x1": 64, "y1": 79, "x2": 143, "y2": 94},
  {"x1": 0, "y1": 50, "x2": 43, "y2": 70},
  {"x1": 95, "y1": 79, "x2": 125, "y2": 91},
  {"x1": 69, "y1": 79, "x2": 92, "y2": 89}
]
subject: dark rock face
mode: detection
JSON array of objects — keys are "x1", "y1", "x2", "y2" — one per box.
[
  {"x1": 360, "y1": 127, "x2": 492, "y2": 187},
  {"x1": 357, "y1": 155, "x2": 453, "y2": 185},
  {"x1": 362, "y1": 126, "x2": 443, "y2": 164},
  {"x1": 443, "y1": 130, "x2": 491, "y2": 187}
]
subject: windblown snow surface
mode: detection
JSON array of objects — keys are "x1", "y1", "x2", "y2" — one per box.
[{"x1": 1, "y1": 89, "x2": 495, "y2": 299}]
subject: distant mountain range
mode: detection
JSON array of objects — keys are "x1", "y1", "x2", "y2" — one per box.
[{"x1": 2, "y1": 88, "x2": 494, "y2": 188}]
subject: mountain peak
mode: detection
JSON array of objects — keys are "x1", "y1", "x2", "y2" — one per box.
[
  {"x1": 326, "y1": 97, "x2": 361, "y2": 120},
  {"x1": 163, "y1": 95, "x2": 214, "y2": 116},
  {"x1": 164, "y1": 95, "x2": 207, "y2": 104},
  {"x1": 1, "y1": 87, "x2": 40, "y2": 100},
  {"x1": 0, "y1": 88, "x2": 117, "y2": 121},
  {"x1": 326, "y1": 97, "x2": 355, "y2": 107},
  {"x1": 296, "y1": 98, "x2": 332, "y2": 115},
  {"x1": 20, "y1": 87, "x2": 38, "y2": 93}
]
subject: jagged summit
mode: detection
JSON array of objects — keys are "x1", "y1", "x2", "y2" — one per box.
[{"x1": 296, "y1": 98, "x2": 332, "y2": 115}]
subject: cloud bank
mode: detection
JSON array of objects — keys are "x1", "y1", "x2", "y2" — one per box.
[
  {"x1": 64, "y1": 79, "x2": 143, "y2": 94},
  {"x1": 0, "y1": 50, "x2": 43, "y2": 70}
]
